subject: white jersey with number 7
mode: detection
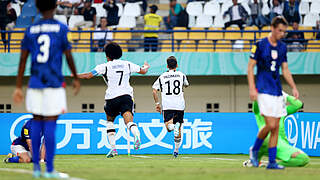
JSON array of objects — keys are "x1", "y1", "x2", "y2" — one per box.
[{"x1": 92, "y1": 60, "x2": 141, "y2": 100}]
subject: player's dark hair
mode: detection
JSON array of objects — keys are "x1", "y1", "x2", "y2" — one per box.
[
  {"x1": 36, "y1": 0, "x2": 57, "y2": 12},
  {"x1": 167, "y1": 56, "x2": 177, "y2": 69},
  {"x1": 105, "y1": 42, "x2": 123, "y2": 60},
  {"x1": 271, "y1": 16, "x2": 288, "y2": 28}
]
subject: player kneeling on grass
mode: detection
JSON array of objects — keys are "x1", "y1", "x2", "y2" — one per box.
[
  {"x1": 152, "y1": 56, "x2": 189, "y2": 158},
  {"x1": 76, "y1": 42, "x2": 150, "y2": 158},
  {"x1": 243, "y1": 92, "x2": 310, "y2": 167},
  {"x1": 4, "y1": 120, "x2": 46, "y2": 164}
]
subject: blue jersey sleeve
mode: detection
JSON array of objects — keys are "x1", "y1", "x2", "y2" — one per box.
[
  {"x1": 282, "y1": 44, "x2": 288, "y2": 64},
  {"x1": 61, "y1": 25, "x2": 71, "y2": 51},
  {"x1": 22, "y1": 120, "x2": 32, "y2": 139},
  {"x1": 21, "y1": 29, "x2": 31, "y2": 51},
  {"x1": 250, "y1": 41, "x2": 260, "y2": 61}
]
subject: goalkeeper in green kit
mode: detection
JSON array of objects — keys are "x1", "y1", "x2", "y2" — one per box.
[{"x1": 244, "y1": 92, "x2": 310, "y2": 167}]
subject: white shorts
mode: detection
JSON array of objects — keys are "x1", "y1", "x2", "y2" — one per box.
[
  {"x1": 257, "y1": 93, "x2": 287, "y2": 118},
  {"x1": 26, "y1": 88, "x2": 67, "y2": 116},
  {"x1": 10, "y1": 145, "x2": 32, "y2": 157}
]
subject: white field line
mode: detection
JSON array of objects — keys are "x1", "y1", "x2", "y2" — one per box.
[
  {"x1": 208, "y1": 158, "x2": 241, "y2": 161},
  {"x1": 131, "y1": 155, "x2": 153, "y2": 158},
  {"x1": 181, "y1": 157, "x2": 193, "y2": 159},
  {"x1": 0, "y1": 168, "x2": 86, "y2": 180}
]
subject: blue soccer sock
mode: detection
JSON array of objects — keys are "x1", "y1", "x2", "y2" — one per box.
[
  {"x1": 269, "y1": 147, "x2": 277, "y2": 164},
  {"x1": 31, "y1": 119, "x2": 43, "y2": 171},
  {"x1": 8, "y1": 156, "x2": 20, "y2": 163},
  {"x1": 44, "y1": 120, "x2": 57, "y2": 173},
  {"x1": 252, "y1": 137, "x2": 264, "y2": 151}
]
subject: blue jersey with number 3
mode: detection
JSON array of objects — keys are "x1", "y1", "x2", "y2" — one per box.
[
  {"x1": 250, "y1": 37, "x2": 287, "y2": 96},
  {"x1": 21, "y1": 19, "x2": 71, "y2": 88}
]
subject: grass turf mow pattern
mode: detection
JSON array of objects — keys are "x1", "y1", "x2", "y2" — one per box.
[{"x1": 0, "y1": 154, "x2": 320, "y2": 180}]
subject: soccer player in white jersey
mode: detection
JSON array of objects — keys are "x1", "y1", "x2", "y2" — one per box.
[
  {"x1": 76, "y1": 42, "x2": 150, "y2": 157},
  {"x1": 152, "y1": 56, "x2": 189, "y2": 158}
]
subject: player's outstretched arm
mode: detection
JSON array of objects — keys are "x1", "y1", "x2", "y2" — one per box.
[
  {"x1": 64, "y1": 50, "x2": 80, "y2": 95},
  {"x1": 13, "y1": 50, "x2": 29, "y2": 104},
  {"x1": 138, "y1": 61, "x2": 150, "y2": 74},
  {"x1": 286, "y1": 95, "x2": 303, "y2": 115},
  {"x1": 76, "y1": 72, "x2": 94, "y2": 79},
  {"x1": 282, "y1": 62, "x2": 299, "y2": 99},
  {"x1": 26, "y1": 139, "x2": 32, "y2": 154},
  {"x1": 152, "y1": 88, "x2": 161, "y2": 114},
  {"x1": 247, "y1": 59, "x2": 257, "y2": 101}
]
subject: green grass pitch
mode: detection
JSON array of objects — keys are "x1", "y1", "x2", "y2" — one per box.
[{"x1": 0, "y1": 154, "x2": 320, "y2": 180}]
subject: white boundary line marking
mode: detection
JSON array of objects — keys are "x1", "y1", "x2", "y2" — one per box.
[
  {"x1": 181, "y1": 157, "x2": 193, "y2": 159},
  {"x1": 131, "y1": 155, "x2": 153, "y2": 159},
  {"x1": 0, "y1": 168, "x2": 86, "y2": 180},
  {"x1": 208, "y1": 158, "x2": 240, "y2": 161}
]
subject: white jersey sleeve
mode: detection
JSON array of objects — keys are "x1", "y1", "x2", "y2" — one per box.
[
  {"x1": 92, "y1": 63, "x2": 107, "y2": 76},
  {"x1": 128, "y1": 62, "x2": 141, "y2": 73},
  {"x1": 183, "y1": 74, "x2": 189, "y2": 87},
  {"x1": 152, "y1": 77, "x2": 161, "y2": 91}
]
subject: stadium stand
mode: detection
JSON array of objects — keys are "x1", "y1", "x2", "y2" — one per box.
[
  {"x1": 207, "y1": 27, "x2": 224, "y2": 40},
  {"x1": 54, "y1": 15, "x2": 68, "y2": 25},
  {"x1": 118, "y1": 16, "x2": 136, "y2": 28},
  {"x1": 69, "y1": 15, "x2": 85, "y2": 29},
  {"x1": 1, "y1": 0, "x2": 320, "y2": 53},
  {"x1": 189, "y1": 27, "x2": 205, "y2": 40},
  {"x1": 215, "y1": 40, "x2": 232, "y2": 52},
  {"x1": 173, "y1": 27, "x2": 188, "y2": 40},
  {"x1": 160, "y1": 40, "x2": 178, "y2": 52},
  {"x1": 306, "y1": 40, "x2": 320, "y2": 52},
  {"x1": 224, "y1": 27, "x2": 242, "y2": 40},
  {"x1": 179, "y1": 40, "x2": 196, "y2": 52},
  {"x1": 197, "y1": 40, "x2": 214, "y2": 52},
  {"x1": 123, "y1": 2, "x2": 141, "y2": 17}
]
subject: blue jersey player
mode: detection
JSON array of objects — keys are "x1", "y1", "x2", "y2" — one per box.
[
  {"x1": 247, "y1": 16, "x2": 299, "y2": 170},
  {"x1": 12, "y1": 0, "x2": 80, "y2": 178},
  {"x1": 4, "y1": 120, "x2": 46, "y2": 164}
]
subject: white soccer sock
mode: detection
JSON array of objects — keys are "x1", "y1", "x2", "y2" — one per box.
[
  {"x1": 127, "y1": 122, "x2": 140, "y2": 137},
  {"x1": 168, "y1": 123, "x2": 174, "y2": 131},
  {"x1": 174, "y1": 137, "x2": 181, "y2": 153},
  {"x1": 107, "y1": 121, "x2": 116, "y2": 149}
]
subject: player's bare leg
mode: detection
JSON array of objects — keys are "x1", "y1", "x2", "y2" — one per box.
[
  {"x1": 173, "y1": 124, "x2": 182, "y2": 158},
  {"x1": 106, "y1": 115, "x2": 118, "y2": 158},
  {"x1": 165, "y1": 119, "x2": 174, "y2": 132},
  {"x1": 123, "y1": 111, "x2": 141, "y2": 150},
  {"x1": 18, "y1": 152, "x2": 31, "y2": 163}
]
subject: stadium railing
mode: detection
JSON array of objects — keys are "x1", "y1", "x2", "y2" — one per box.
[{"x1": 0, "y1": 29, "x2": 320, "y2": 53}]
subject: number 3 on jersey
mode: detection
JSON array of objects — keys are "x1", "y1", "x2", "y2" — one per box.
[{"x1": 37, "y1": 34, "x2": 50, "y2": 63}]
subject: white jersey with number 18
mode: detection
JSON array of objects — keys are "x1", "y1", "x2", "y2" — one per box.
[
  {"x1": 152, "y1": 70, "x2": 189, "y2": 110},
  {"x1": 92, "y1": 60, "x2": 141, "y2": 100}
]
